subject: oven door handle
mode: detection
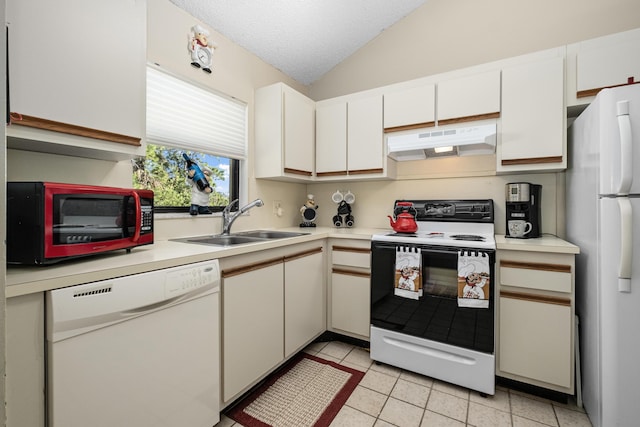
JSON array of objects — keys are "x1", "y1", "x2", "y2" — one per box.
[{"x1": 373, "y1": 244, "x2": 493, "y2": 257}]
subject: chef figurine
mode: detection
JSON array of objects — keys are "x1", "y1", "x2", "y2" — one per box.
[
  {"x1": 189, "y1": 24, "x2": 215, "y2": 73},
  {"x1": 184, "y1": 153, "x2": 213, "y2": 215}
]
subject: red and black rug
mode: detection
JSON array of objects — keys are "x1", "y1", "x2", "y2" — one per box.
[{"x1": 227, "y1": 352, "x2": 365, "y2": 427}]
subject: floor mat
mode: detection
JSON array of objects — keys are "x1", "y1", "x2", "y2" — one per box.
[{"x1": 227, "y1": 352, "x2": 365, "y2": 427}]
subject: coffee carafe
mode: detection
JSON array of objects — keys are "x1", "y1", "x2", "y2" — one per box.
[{"x1": 505, "y1": 183, "x2": 541, "y2": 238}]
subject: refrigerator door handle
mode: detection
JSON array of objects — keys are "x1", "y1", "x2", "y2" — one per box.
[
  {"x1": 616, "y1": 100, "x2": 633, "y2": 195},
  {"x1": 617, "y1": 197, "x2": 633, "y2": 293}
]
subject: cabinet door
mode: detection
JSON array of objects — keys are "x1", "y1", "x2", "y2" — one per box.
[
  {"x1": 6, "y1": 294, "x2": 46, "y2": 427},
  {"x1": 316, "y1": 101, "x2": 348, "y2": 176},
  {"x1": 7, "y1": 0, "x2": 145, "y2": 139},
  {"x1": 499, "y1": 56, "x2": 565, "y2": 172},
  {"x1": 223, "y1": 262, "x2": 284, "y2": 402},
  {"x1": 331, "y1": 271, "x2": 370, "y2": 338},
  {"x1": 576, "y1": 31, "x2": 640, "y2": 98},
  {"x1": 383, "y1": 84, "x2": 436, "y2": 130},
  {"x1": 284, "y1": 249, "x2": 325, "y2": 358},
  {"x1": 283, "y1": 86, "x2": 315, "y2": 175},
  {"x1": 437, "y1": 70, "x2": 501, "y2": 124},
  {"x1": 347, "y1": 95, "x2": 384, "y2": 174},
  {"x1": 499, "y1": 294, "x2": 572, "y2": 388}
]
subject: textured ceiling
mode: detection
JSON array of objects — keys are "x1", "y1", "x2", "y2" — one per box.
[{"x1": 169, "y1": 0, "x2": 428, "y2": 85}]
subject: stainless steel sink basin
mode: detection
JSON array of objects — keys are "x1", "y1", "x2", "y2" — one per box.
[
  {"x1": 171, "y1": 230, "x2": 310, "y2": 247},
  {"x1": 234, "y1": 230, "x2": 310, "y2": 239},
  {"x1": 175, "y1": 235, "x2": 264, "y2": 246}
]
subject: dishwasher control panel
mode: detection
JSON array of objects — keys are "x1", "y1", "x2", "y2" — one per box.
[{"x1": 165, "y1": 260, "x2": 220, "y2": 298}]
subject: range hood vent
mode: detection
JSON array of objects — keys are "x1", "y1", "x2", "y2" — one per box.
[{"x1": 387, "y1": 123, "x2": 497, "y2": 161}]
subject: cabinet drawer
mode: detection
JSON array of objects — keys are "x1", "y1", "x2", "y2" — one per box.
[
  {"x1": 331, "y1": 246, "x2": 370, "y2": 269},
  {"x1": 500, "y1": 260, "x2": 571, "y2": 293}
]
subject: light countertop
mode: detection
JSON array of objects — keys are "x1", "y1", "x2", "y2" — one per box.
[
  {"x1": 7, "y1": 228, "x2": 579, "y2": 298},
  {"x1": 6, "y1": 227, "x2": 385, "y2": 298},
  {"x1": 495, "y1": 234, "x2": 580, "y2": 254}
]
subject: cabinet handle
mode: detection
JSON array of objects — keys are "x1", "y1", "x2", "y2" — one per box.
[
  {"x1": 332, "y1": 246, "x2": 370, "y2": 254},
  {"x1": 317, "y1": 171, "x2": 348, "y2": 177},
  {"x1": 332, "y1": 267, "x2": 370, "y2": 278},
  {"x1": 349, "y1": 168, "x2": 384, "y2": 175},
  {"x1": 383, "y1": 121, "x2": 436, "y2": 134},
  {"x1": 577, "y1": 80, "x2": 640, "y2": 99},
  {"x1": 284, "y1": 247, "x2": 323, "y2": 262},
  {"x1": 500, "y1": 260, "x2": 571, "y2": 273},
  {"x1": 283, "y1": 168, "x2": 312, "y2": 176},
  {"x1": 501, "y1": 156, "x2": 563, "y2": 166},
  {"x1": 9, "y1": 113, "x2": 141, "y2": 146},
  {"x1": 500, "y1": 290, "x2": 571, "y2": 306},
  {"x1": 438, "y1": 111, "x2": 500, "y2": 126},
  {"x1": 222, "y1": 257, "x2": 283, "y2": 278}
]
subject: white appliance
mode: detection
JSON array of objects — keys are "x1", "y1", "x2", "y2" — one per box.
[
  {"x1": 46, "y1": 261, "x2": 221, "y2": 427},
  {"x1": 387, "y1": 123, "x2": 497, "y2": 160},
  {"x1": 566, "y1": 84, "x2": 640, "y2": 427},
  {"x1": 371, "y1": 200, "x2": 496, "y2": 395}
]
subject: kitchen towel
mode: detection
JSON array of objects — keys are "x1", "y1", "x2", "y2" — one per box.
[
  {"x1": 457, "y1": 250, "x2": 490, "y2": 308},
  {"x1": 394, "y1": 246, "x2": 422, "y2": 300}
]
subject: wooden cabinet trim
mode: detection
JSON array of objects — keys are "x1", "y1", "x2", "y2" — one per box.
[
  {"x1": 500, "y1": 260, "x2": 571, "y2": 273},
  {"x1": 383, "y1": 121, "x2": 436, "y2": 134},
  {"x1": 332, "y1": 246, "x2": 370, "y2": 254},
  {"x1": 222, "y1": 257, "x2": 283, "y2": 278},
  {"x1": 501, "y1": 156, "x2": 563, "y2": 166},
  {"x1": 349, "y1": 168, "x2": 384, "y2": 175},
  {"x1": 317, "y1": 171, "x2": 348, "y2": 177},
  {"x1": 577, "y1": 80, "x2": 640, "y2": 99},
  {"x1": 332, "y1": 267, "x2": 370, "y2": 278},
  {"x1": 284, "y1": 247, "x2": 323, "y2": 262},
  {"x1": 9, "y1": 113, "x2": 141, "y2": 146},
  {"x1": 283, "y1": 168, "x2": 313, "y2": 176},
  {"x1": 437, "y1": 111, "x2": 500, "y2": 126},
  {"x1": 501, "y1": 290, "x2": 571, "y2": 307}
]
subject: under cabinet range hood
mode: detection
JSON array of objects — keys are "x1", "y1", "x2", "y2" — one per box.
[{"x1": 387, "y1": 123, "x2": 497, "y2": 161}]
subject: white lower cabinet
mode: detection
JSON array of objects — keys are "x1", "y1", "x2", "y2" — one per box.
[
  {"x1": 496, "y1": 250, "x2": 575, "y2": 394},
  {"x1": 6, "y1": 293, "x2": 46, "y2": 427},
  {"x1": 222, "y1": 259, "x2": 284, "y2": 403},
  {"x1": 329, "y1": 240, "x2": 371, "y2": 339},
  {"x1": 221, "y1": 244, "x2": 325, "y2": 405},
  {"x1": 499, "y1": 294, "x2": 572, "y2": 388},
  {"x1": 284, "y1": 249, "x2": 325, "y2": 358}
]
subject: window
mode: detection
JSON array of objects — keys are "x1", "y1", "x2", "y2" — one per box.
[{"x1": 134, "y1": 66, "x2": 246, "y2": 213}]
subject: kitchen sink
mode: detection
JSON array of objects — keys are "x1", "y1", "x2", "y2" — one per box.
[
  {"x1": 171, "y1": 230, "x2": 310, "y2": 247},
  {"x1": 234, "y1": 230, "x2": 310, "y2": 239}
]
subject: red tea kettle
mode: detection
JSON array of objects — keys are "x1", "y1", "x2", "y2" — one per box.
[{"x1": 388, "y1": 202, "x2": 418, "y2": 233}]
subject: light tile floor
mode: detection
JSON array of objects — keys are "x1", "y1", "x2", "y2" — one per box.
[{"x1": 217, "y1": 341, "x2": 592, "y2": 427}]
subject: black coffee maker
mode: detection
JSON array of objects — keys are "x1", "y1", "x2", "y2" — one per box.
[{"x1": 505, "y1": 183, "x2": 541, "y2": 238}]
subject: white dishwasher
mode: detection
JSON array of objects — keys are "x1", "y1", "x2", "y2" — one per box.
[{"x1": 46, "y1": 260, "x2": 221, "y2": 427}]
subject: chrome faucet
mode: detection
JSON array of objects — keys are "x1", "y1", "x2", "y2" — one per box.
[{"x1": 221, "y1": 198, "x2": 264, "y2": 235}]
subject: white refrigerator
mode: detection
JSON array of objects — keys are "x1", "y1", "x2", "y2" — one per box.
[{"x1": 566, "y1": 84, "x2": 640, "y2": 427}]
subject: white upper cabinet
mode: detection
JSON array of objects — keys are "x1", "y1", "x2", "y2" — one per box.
[
  {"x1": 6, "y1": 0, "x2": 146, "y2": 160},
  {"x1": 347, "y1": 95, "x2": 385, "y2": 174},
  {"x1": 498, "y1": 54, "x2": 565, "y2": 173},
  {"x1": 316, "y1": 101, "x2": 348, "y2": 177},
  {"x1": 383, "y1": 84, "x2": 436, "y2": 131},
  {"x1": 437, "y1": 70, "x2": 501, "y2": 124},
  {"x1": 316, "y1": 94, "x2": 396, "y2": 180},
  {"x1": 567, "y1": 28, "x2": 640, "y2": 106},
  {"x1": 255, "y1": 83, "x2": 315, "y2": 182}
]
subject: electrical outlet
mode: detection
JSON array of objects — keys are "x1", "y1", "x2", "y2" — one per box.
[{"x1": 273, "y1": 200, "x2": 282, "y2": 214}]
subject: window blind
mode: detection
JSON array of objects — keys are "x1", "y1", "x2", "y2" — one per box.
[{"x1": 146, "y1": 66, "x2": 247, "y2": 160}]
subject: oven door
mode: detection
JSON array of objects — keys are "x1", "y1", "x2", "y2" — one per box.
[{"x1": 370, "y1": 240, "x2": 495, "y2": 354}]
